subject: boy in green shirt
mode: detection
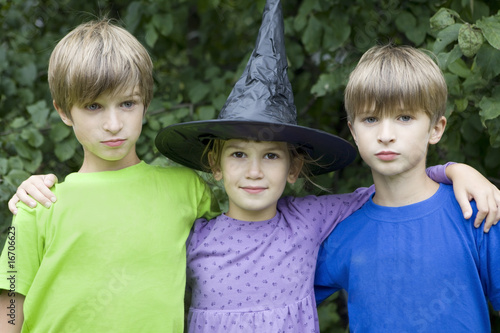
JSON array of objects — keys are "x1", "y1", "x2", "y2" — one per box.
[{"x1": 0, "y1": 20, "x2": 219, "y2": 332}]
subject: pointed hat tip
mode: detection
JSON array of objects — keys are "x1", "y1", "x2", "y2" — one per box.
[{"x1": 218, "y1": 0, "x2": 296, "y2": 125}]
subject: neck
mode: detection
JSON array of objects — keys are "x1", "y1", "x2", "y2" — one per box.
[
  {"x1": 78, "y1": 155, "x2": 141, "y2": 173},
  {"x1": 371, "y1": 166, "x2": 439, "y2": 207}
]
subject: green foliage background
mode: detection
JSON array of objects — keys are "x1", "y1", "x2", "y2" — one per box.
[{"x1": 1, "y1": 0, "x2": 499, "y2": 330}]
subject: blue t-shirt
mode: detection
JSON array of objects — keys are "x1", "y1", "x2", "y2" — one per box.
[{"x1": 314, "y1": 184, "x2": 500, "y2": 332}]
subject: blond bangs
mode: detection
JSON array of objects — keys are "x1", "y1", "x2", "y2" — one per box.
[
  {"x1": 345, "y1": 45, "x2": 447, "y2": 124},
  {"x1": 48, "y1": 20, "x2": 153, "y2": 116}
]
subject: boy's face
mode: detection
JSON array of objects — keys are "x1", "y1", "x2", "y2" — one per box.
[
  {"x1": 348, "y1": 110, "x2": 446, "y2": 179},
  {"x1": 55, "y1": 88, "x2": 145, "y2": 173},
  {"x1": 212, "y1": 139, "x2": 301, "y2": 221}
]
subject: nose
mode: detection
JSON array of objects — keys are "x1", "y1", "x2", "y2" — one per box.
[
  {"x1": 246, "y1": 157, "x2": 264, "y2": 179},
  {"x1": 377, "y1": 119, "x2": 396, "y2": 144},
  {"x1": 103, "y1": 108, "x2": 123, "y2": 134}
]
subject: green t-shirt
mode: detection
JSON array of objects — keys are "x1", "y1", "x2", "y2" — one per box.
[{"x1": 0, "y1": 161, "x2": 219, "y2": 332}]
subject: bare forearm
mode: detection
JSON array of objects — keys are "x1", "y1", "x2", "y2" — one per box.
[{"x1": 0, "y1": 291, "x2": 24, "y2": 333}]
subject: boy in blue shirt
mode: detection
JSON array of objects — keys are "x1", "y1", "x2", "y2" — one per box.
[
  {"x1": 0, "y1": 20, "x2": 218, "y2": 332},
  {"x1": 314, "y1": 44, "x2": 500, "y2": 332}
]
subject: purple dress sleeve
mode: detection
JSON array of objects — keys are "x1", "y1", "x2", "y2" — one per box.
[{"x1": 426, "y1": 162, "x2": 454, "y2": 184}]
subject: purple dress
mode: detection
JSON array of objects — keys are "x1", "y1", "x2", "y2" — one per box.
[{"x1": 186, "y1": 189, "x2": 373, "y2": 332}]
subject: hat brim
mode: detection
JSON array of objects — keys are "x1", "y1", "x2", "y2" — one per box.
[{"x1": 155, "y1": 120, "x2": 357, "y2": 175}]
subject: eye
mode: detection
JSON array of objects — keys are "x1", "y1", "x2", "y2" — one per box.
[
  {"x1": 363, "y1": 117, "x2": 377, "y2": 124},
  {"x1": 231, "y1": 152, "x2": 246, "y2": 158},
  {"x1": 121, "y1": 100, "x2": 136, "y2": 109},
  {"x1": 398, "y1": 115, "x2": 412, "y2": 122},
  {"x1": 264, "y1": 153, "x2": 278, "y2": 160},
  {"x1": 86, "y1": 103, "x2": 101, "y2": 111}
]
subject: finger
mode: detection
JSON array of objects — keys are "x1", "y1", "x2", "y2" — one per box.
[
  {"x1": 43, "y1": 174, "x2": 59, "y2": 188},
  {"x1": 16, "y1": 181, "x2": 52, "y2": 209},
  {"x1": 483, "y1": 195, "x2": 499, "y2": 233},
  {"x1": 37, "y1": 179, "x2": 57, "y2": 204},
  {"x1": 474, "y1": 196, "x2": 497, "y2": 232},
  {"x1": 454, "y1": 191, "x2": 473, "y2": 220},
  {"x1": 15, "y1": 187, "x2": 37, "y2": 208},
  {"x1": 8, "y1": 194, "x2": 20, "y2": 215}
]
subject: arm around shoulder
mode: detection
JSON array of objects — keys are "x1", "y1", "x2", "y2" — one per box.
[{"x1": 445, "y1": 163, "x2": 500, "y2": 231}]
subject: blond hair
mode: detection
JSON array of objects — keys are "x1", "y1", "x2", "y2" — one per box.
[
  {"x1": 344, "y1": 44, "x2": 447, "y2": 125},
  {"x1": 48, "y1": 19, "x2": 153, "y2": 118}
]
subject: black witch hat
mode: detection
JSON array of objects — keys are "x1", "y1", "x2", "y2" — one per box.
[{"x1": 155, "y1": 0, "x2": 356, "y2": 175}]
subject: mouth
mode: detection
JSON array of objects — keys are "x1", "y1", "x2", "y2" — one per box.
[
  {"x1": 102, "y1": 139, "x2": 126, "y2": 147},
  {"x1": 240, "y1": 186, "x2": 267, "y2": 194},
  {"x1": 375, "y1": 151, "x2": 399, "y2": 161}
]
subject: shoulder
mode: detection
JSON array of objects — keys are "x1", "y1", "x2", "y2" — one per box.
[
  {"x1": 279, "y1": 194, "x2": 328, "y2": 211},
  {"x1": 188, "y1": 216, "x2": 220, "y2": 250},
  {"x1": 144, "y1": 163, "x2": 198, "y2": 177},
  {"x1": 142, "y1": 163, "x2": 206, "y2": 186}
]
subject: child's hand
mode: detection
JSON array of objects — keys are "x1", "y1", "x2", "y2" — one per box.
[
  {"x1": 8, "y1": 174, "x2": 59, "y2": 215},
  {"x1": 446, "y1": 163, "x2": 500, "y2": 232}
]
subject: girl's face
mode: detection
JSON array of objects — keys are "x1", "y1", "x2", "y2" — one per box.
[{"x1": 212, "y1": 139, "x2": 301, "y2": 221}]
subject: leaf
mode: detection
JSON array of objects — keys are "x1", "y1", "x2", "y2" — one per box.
[
  {"x1": 475, "y1": 43, "x2": 500, "y2": 79},
  {"x1": 395, "y1": 11, "x2": 416, "y2": 32},
  {"x1": 0, "y1": 43, "x2": 7, "y2": 72},
  {"x1": 460, "y1": 113, "x2": 482, "y2": 143},
  {"x1": 293, "y1": 13, "x2": 308, "y2": 32},
  {"x1": 50, "y1": 122, "x2": 72, "y2": 142},
  {"x1": 124, "y1": 2, "x2": 143, "y2": 33},
  {"x1": 13, "y1": 140, "x2": 33, "y2": 159},
  {"x1": 145, "y1": 23, "x2": 158, "y2": 48},
  {"x1": 430, "y1": 8, "x2": 459, "y2": 30},
  {"x1": 486, "y1": 119, "x2": 500, "y2": 148},
  {"x1": 22, "y1": 150, "x2": 42, "y2": 173},
  {"x1": 286, "y1": 40, "x2": 305, "y2": 69},
  {"x1": 447, "y1": 58, "x2": 472, "y2": 78},
  {"x1": 8, "y1": 156, "x2": 23, "y2": 170},
  {"x1": 406, "y1": 21, "x2": 428, "y2": 46},
  {"x1": 4, "y1": 170, "x2": 31, "y2": 188},
  {"x1": 458, "y1": 23, "x2": 484, "y2": 57},
  {"x1": 311, "y1": 73, "x2": 343, "y2": 97},
  {"x1": 146, "y1": 116, "x2": 161, "y2": 131},
  {"x1": 454, "y1": 98, "x2": 468, "y2": 112},
  {"x1": 16, "y1": 62, "x2": 37, "y2": 87},
  {"x1": 10, "y1": 117, "x2": 28, "y2": 129},
  {"x1": 196, "y1": 105, "x2": 216, "y2": 121},
  {"x1": 1, "y1": 77, "x2": 16, "y2": 96},
  {"x1": 55, "y1": 139, "x2": 78, "y2": 162},
  {"x1": 433, "y1": 23, "x2": 461, "y2": 54},
  {"x1": 21, "y1": 128, "x2": 44, "y2": 148},
  {"x1": 476, "y1": 15, "x2": 500, "y2": 50},
  {"x1": 26, "y1": 100, "x2": 50, "y2": 128},
  {"x1": 322, "y1": 14, "x2": 350, "y2": 51},
  {"x1": 0, "y1": 158, "x2": 8, "y2": 174},
  {"x1": 152, "y1": 13, "x2": 174, "y2": 37},
  {"x1": 478, "y1": 95, "x2": 500, "y2": 125},
  {"x1": 188, "y1": 81, "x2": 211, "y2": 104},
  {"x1": 436, "y1": 44, "x2": 462, "y2": 70},
  {"x1": 302, "y1": 15, "x2": 322, "y2": 54}
]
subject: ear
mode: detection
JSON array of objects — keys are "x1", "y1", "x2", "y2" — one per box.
[
  {"x1": 348, "y1": 121, "x2": 358, "y2": 145},
  {"x1": 208, "y1": 151, "x2": 223, "y2": 181},
  {"x1": 428, "y1": 116, "x2": 447, "y2": 145},
  {"x1": 54, "y1": 101, "x2": 73, "y2": 126},
  {"x1": 287, "y1": 157, "x2": 304, "y2": 184}
]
